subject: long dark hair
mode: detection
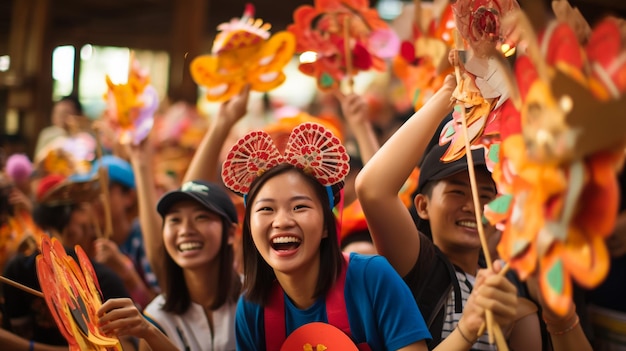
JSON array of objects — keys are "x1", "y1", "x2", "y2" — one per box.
[
  {"x1": 161, "y1": 216, "x2": 241, "y2": 314},
  {"x1": 241, "y1": 164, "x2": 344, "y2": 306}
]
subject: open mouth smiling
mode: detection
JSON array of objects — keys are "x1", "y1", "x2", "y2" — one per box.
[
  {"x1": 456, "y1": 220, "x2": 478, "y2": 229},
  {"x1": 270, "y1": 236, "x2": 302, "y2": 251},
  {"x1": 178, "y1": 241, "x2": 204, "y2": 252}
]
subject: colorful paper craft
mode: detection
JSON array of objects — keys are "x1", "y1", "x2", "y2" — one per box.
[
  {"x1": 36, "y1": 236, "x2": 122, "y2": 350},
  {"x1": 104, "y1": 54, "x2": 158, "y2": 145},
  {"x1": 288, "y1": 0, "x2": 396, "y2": 91},
  {"x1": 485, "y1": 11, "x2": 626, "y2": 316},
  {"x1": 191, "y1": 4, "x2": 296, "y2": 102}
]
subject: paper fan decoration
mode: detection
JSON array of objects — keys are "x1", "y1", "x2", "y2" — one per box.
[
  {"x1": 191, "y1": 4, "x2": 296, "y2": 102},
  {"x1": 222, "y1": 131, "x2": 285, "y2": 195},
  {"x1": 280, "y1": 322, "x2": 359, "y2": 351},
  {"x1": 36, "y1": 236, "x2": 122, "y2": 350},
  {"x1": 484, "y1": 11, "x2": 626, "y2": 316},
  {"x1": 104, "y1": 53, "x2": 158, "y2": 145},
  {"x1": 288, "y1": 0, "x2": 397, "y2": 91},
  {"x1": 283, "y1": 123, "x2": 350, "y2": 186},
  {"x1": 222, "y1": 123, "x2": 350, "y2": 196},
  {"x1": 392, "y1": 2, "x2": 455, "y2": 111}
]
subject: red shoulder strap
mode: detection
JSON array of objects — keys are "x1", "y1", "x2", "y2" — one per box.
[{"x1": 264, "y1": 253, "x2": 351, "y2": 351}]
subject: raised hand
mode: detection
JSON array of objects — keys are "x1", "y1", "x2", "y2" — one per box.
[{"x1": 217, "y1": 84, "x2": 251, "y2": 126}]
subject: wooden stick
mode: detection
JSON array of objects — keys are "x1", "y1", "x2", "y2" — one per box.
[
  {"x1": 0, "y1": 275, "x2": 44, "y2": 298},
  {"x1": 343, "y1": 16, "x2": 354, "y2": 94},
  {"x1": 477, "y1": 262, "x2": 511, "y2": 336},
  {"x1": 453, "y1": 28, "x2": 507, "y2": 350},
  {"x1": 414, "y1": 0, "x2": 422, "y2": 33},
  {"x1": 94, "y1": 131, "x2": 113, "y2": 240}
]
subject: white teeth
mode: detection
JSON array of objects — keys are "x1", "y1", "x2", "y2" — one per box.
[
  {"x1": 457, "y1": 221, "x2": 477, "y2": 228},
  {"x1": 178, "y1": 242, "x2": 203, "y2": 252},
  {"x1": 272, "y1": 236, "x2": 301, "y2": 244}
]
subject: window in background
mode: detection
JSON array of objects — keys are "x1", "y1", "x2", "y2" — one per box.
[{"x1": 52, "y1": 45, "x2": 75, "y2": 100}]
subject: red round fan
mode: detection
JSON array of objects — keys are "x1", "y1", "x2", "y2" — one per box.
[{"x1": 280, "y1": 322, "x2": 359, "y2": 351}]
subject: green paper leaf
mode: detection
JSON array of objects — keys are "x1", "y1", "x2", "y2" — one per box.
[
  {"x1": 320, "y1": 73, "x2": 334, "y2": 88},
  {"x1": 487, "y1": 194, "x2": 513, "y2": 214},
  {"x1": 547, "y1": 259, "x2": 564, "y2": 295}
]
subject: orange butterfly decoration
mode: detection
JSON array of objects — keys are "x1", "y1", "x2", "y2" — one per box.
[
  {"x1": 191, "y1": 4, "x2": 296, "y2": 102},
  {"x1": 288, "y1": 0, "x2": 397, "y2": 91},
  {"x1": 485, "y1": 10, "x2": 626, "y2": 316},
  {"x1": 36, "y1": 236, "x2": 122, "y2": 350}
]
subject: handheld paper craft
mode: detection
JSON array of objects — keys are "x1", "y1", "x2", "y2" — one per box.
[
  {"x1": 485, "y1": 10, "x2": 626, "y2": 316},
  {"x1": 438, "y1": 0, "x2": 520, "y2": 166},
  {"x1": 288, "y1": 0, "x2": 396, "y2": 91},
  {"x1": 191, "y1": 4, "x2": 296, "y2": 102},
  {"x1": 393, "y1": 1, "x2": 455, "y2": 111},
  {"x1": 36, "y1": 236, "x2": 122, "y2": 350},
  {"x1": 104, "y1": 54, "x2": 158, "y2": 145}
]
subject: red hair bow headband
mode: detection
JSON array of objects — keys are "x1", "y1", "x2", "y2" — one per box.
[{"x1": 221, "y1": 122, "x2": 350, "y2": 203}]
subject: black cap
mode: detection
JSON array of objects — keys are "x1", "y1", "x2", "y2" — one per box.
[
  {"x1": 416, "y1": 142, "x2": 488, "y2": 194},
  {"x1": 157, "y1": 180, "x2": 238, "y2": 224}
]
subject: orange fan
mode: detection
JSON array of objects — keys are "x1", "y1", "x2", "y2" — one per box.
[{"x1": 36, "y1": 236, "x2": 122, "y2": 350}]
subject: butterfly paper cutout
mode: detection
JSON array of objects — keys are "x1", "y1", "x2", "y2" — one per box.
[{"x1": 191, "y1": 4, "x2": 296, "y2": 102}]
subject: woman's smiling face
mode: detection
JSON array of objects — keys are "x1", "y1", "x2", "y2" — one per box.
[
  {"x1": 162, "y1": 199, "x2": 226, "y2": 270},
  {"x1": 249, "y1": 169, "x2": 327, "y2": 276}
]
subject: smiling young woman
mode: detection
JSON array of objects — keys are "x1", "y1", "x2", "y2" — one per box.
[{"x1": 222, "y1": 122, "x2": 431, "y2": 351}]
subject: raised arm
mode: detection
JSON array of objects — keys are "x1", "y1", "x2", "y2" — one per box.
[
  {"x1": 355, "y1": 75, "x2": 456, "y2": 276},
  {"x1": 183, "y1": 86, "x2": 250, "y2": 183},
  {"x1": 336, "y1": 92, "x2": 380, "y2": 164},
  {"x1": 127, "y1": 140, "x2": 165, "y2": 290}
]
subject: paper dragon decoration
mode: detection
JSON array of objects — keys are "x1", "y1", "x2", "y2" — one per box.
[
  {"x1": 437, "y1": 0, "x2": 520, "y2": 167},
  {"x1": 36, "y1": 236, "x2": 122, "y2": 350},
  {"x1": 484, "y1": 9, "x2": 626, "y2": 316},
  {"x1": 191, "y1": 4, "x2": 295, "y2": 102},
  {"x1": 288, "y1": 0, "x2": 398, "y2": 91},
  {"x1": 393, "y1": 0, "x2": 456, "y2": 111},
  {"x1": 104, "y1": 54, "x2": 158, "y2": 145}
]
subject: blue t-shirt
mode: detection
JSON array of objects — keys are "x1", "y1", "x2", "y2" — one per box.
[{"x1": 236, "y1": 253, "x2": 431, "y2": 350}]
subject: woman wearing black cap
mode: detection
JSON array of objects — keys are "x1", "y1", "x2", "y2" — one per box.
[{"x1": 97, "y1": 180, "x2": 241, "y2": 351}]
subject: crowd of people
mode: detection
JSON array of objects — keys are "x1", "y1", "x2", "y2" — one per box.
[{"x1": 1, "y1": 3, "x2": 625, "y2": 351}]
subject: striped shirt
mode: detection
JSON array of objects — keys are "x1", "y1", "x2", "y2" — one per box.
[{"x1": 441, "y1": 270, "x2": 496, "y2": 350}]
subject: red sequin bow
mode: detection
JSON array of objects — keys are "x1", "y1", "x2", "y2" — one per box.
[{"x1": 221, "y1": 122, "x2": 350, "y2": 195}]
